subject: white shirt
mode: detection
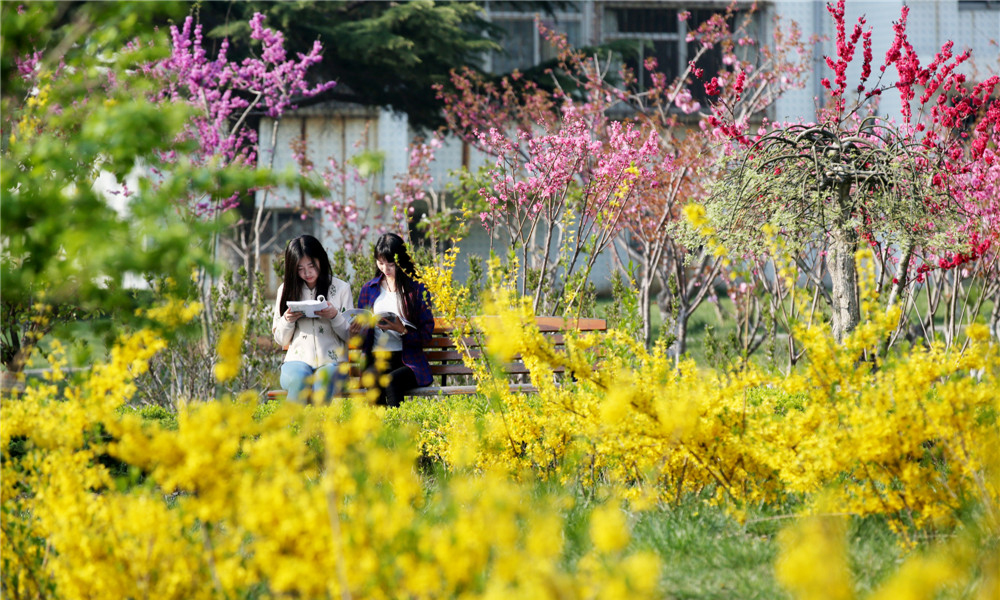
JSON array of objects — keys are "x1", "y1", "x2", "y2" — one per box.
[{"x1": 372, "y1": 287, "x2": 404, "y2": 352}]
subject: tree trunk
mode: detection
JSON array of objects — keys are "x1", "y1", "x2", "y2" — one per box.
[
  {"x1": 990, "y1": 287, "x2": 1000, "y2": 342},
  {"x1": 674, "y1": 306, "x2": 689, "y2": 365},
  {"x1": 885, "y1": 243, "x2": 912, "y2": 310},
  {"x1": 829, "y1": 228, "x2": 860, "y2": 343},
  {"x1": 637, "y1": 244, "x2": 655, "y2": 347}
]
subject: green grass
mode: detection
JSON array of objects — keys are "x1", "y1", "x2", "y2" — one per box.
[
  {"x1": 565, "y1": 496, "x2": 903, "y2": 600},
  {"x1": 633, "y1": 503, "x2": 785, "y2": 600},
  {"x1": 549, "y1": 487, "x2": 904, "y2": 599}
]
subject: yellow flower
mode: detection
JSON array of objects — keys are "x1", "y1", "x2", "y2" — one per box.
[
  {"x1": 966, "y1": 323, "x2": 990, "y2": 342},
  {"x1": 214, "y1": 323, "x2": 244, "y2": 383},
  {"x1": 590, "y1": 503, "x2": 630, "y2": 554},
  {"x1": 775, "y1": 513, "x2": 853, "y2": 600},
  {"x1": 683, "y1": 202, "x2": 710, "y2": 230}
]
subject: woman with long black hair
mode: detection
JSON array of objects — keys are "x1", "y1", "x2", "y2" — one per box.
[
  {"x1": 349, "y1": 232, "x2": 434, "y2": 406},
  {"x1": 272, "y1": 234, "x2": 353, "y2": 403}
]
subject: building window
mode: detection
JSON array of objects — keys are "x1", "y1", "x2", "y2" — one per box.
[
  {"x1": 260, "y1": 210, "x2": 316, "y2": 254},
  {"x1": 603, "y1": 6, "x2": 683, "y2": 89},
  {"x1": 602, "y1": 4, "x2": 745, "y2": 104},
  {"x1": 487, "y1": 1, "x2": 583, "y2": 73},
  {"x1": 958, "y1": 1, "x2": 1000, "y2": 10}
]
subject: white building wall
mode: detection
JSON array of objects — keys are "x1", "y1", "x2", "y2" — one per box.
[{"x1": 773, "y1": 0, "x2": 1000, "y2": 125}]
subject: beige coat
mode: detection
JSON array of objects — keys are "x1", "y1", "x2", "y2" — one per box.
[{"x1": 272, "y1": 278, "x2": 353, "y2": 367}]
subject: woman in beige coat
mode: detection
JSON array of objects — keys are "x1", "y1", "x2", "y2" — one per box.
[{"x1": 272, "y1": 235, "x2": 353, "y2": 403}]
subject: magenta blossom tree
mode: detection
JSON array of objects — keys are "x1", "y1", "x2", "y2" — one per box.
[
  {"x1": 153, "y1": 13, "x2": 334, "y2": 214},
  {"x1": 148, "y1": 12, "x2": 335, "y2": 300},
  {"x1": 703, "y1": 0, "x2": 1000, "y2": 343}
]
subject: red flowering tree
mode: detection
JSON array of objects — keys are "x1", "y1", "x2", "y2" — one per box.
[
  {"x1": 609, "y1": 7, "x2": 811, "y2": 352},
  {"x1": 703, "y1": 0, "x2": 1000, "y2": 343}
]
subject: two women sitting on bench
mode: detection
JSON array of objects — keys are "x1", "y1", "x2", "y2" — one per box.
[{"x1": 272, "y1": 232, "x2": 433, "y2": 405}]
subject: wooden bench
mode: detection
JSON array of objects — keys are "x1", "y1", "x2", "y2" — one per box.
[{"x1": 266, "y1": 315, "x2": 607, "y2": 400}]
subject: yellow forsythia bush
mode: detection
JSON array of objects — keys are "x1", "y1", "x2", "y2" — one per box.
[
  {"x1": 2, "y1": 250, "x2": 997, "y2": 599},
  {"x1": 1, "y1": 330, "x2": 660, "y2": 599},
  {"x1": 417, "y1": 261, "x2": 999, "y2": 536},
  {"x1": 410, "y1": 254, "x2": 999, "y2": 599}
]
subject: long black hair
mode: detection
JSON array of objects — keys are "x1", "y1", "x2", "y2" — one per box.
[
  {"x1": 279, "y1": 234, "x2": 332, "y2": 315},
  {"x1": 373, "y1": 232, "x2": 419, "y2": 320}
]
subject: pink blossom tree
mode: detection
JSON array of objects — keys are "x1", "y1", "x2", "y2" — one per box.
[
  {"x1": 474, "y1": 106, "x2": 662, "y2": 313},
  {"x1": 441, "y1": 53, "x2": 666, "y2": 314},
  {"x1": 439, "y1": 4, "x2": 811, "y2": 348}
]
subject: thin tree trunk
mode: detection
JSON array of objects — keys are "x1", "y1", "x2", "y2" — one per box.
[
  {"x1": 946, "y1": 267, "x2": 960, "y2": 348},
  {"x1": 674, "y1": 307, "x2": 688, "y2": 365},
  {"x1": 990, "y1": 287, "x2": 1000, "y2": 342},
  {"x1": 885, "y1": 243, "x2": 912, "y2": 310},
  {"x1": 250, "y1": 118, "x2": 282, "y2": 307},
  {"x1": 532, "y1": 219, "x2": 557, "y2": 313},
  {"x1": 881, "y1": 243, "x2": 913, "y2": 356},
  {"x1": 640, "y1": 255, "x2": 653, "y2": 346}
]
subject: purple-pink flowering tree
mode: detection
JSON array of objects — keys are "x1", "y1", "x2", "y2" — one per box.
[{"x1": 150, "y1": 13, "x2": 334, "y2": 299}]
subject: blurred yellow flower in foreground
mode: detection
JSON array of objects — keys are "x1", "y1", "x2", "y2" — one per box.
[{"x1": 214, "y1": 323, "x2": 244, "y2": 383}]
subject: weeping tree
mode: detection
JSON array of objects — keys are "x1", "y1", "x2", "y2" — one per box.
[
  {"x1": 701, "y1": 0, "x2": 1000, "y2": 343},
  {"x1": 709, "y1": 117, "x2": 959, "y2": 342}
]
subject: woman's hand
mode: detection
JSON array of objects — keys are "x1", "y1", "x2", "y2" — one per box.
[
  {"x1": 284, "y1": 309, "x2": 303, "y2": 323},
  {"x1": 316, "y1": 301, "x2": 338, "y2": 320},
  {"x1": 349, "y1": 318, "x2": 367, "y2": 337},
  {"x1": 377, "y1": 314, "x2": 406, "y2": 335}
]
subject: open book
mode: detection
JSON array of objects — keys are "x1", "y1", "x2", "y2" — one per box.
[
  {"x1": 341, "y1": 308, "x2": 415, "y2": 329},
  {"x1": 286, "y1": 295, "x2": 328, "y2": 318}
]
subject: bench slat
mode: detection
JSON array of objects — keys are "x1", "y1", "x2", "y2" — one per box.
[
  {"x1": 408, "y1": 383, "x2": 538, "y2": 396},
  {"x1": 429, "y1": 363, "x2": 541, "y2": 376},
  {"x1": 424, "y1": 333, "x2": 579, "y2": 350},
  {"x1": 424, "y1": 350, "x2": 479, "y2": 361}
]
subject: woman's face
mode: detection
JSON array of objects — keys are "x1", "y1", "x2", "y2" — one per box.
[
  {"x1": 297, "y1": 256, "x2": 319, "y2": 287},
  {"x1": 376, "y1": 257, "x2": 396, "y2": 280}
]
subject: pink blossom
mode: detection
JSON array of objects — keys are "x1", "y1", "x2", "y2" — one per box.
[{"x1": 151, "y1": 12, "x2": 333, "y2": 217}]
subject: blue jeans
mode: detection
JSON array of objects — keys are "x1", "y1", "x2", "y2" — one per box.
[{"x1": 279, "y1": 361, "x2": 344, "y2": 404}]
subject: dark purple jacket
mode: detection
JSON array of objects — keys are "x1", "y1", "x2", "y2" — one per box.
[{"x1": 356, "y1": 274, "x2": 435, "y2": 386}]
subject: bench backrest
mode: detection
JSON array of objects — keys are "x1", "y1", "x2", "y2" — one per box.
[{"x1": 425, "y1": 316, "x2": 607, "y2": 380}]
